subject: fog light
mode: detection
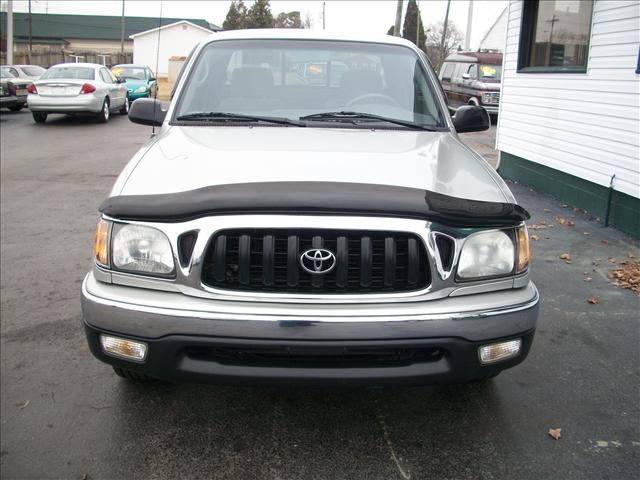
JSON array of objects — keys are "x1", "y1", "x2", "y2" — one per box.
[
  {"x1": 100, "y1": 335, "x2": 147, "y2": 361},
  {"x1": 479, "y1": 339, "x2": 521, "y2": 364}
]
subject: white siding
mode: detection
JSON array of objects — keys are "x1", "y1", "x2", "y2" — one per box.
[
  {"x1": 496, "y1": 0, "x2": 640, "y2": 198},
  {"x1": 132, "y1": 22, "x2": 211, "y2": 76}
]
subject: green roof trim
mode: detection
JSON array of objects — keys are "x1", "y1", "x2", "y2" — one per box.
[{"x1": 0, "y1": 12, "x2": 219, "y2": 42}]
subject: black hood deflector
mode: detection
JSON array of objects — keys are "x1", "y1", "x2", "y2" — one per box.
[{"x1": 99, "y1": 182, "x2": 530, "y2": 227}]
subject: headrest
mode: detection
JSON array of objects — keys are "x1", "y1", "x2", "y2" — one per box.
[
  {"x1": 230, "y1": 67, "x2": 274, "y2": 97},
  {"x1": 340, "y1": 69, "x2": 383, "y2": 94}
]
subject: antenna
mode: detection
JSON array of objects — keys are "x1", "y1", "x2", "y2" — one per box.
[{"x1": 151, "y1": 0, "x2": 163, "y2": 137}]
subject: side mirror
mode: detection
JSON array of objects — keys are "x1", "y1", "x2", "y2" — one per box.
[
  {"x1": 148, "y1": 77, "x2": 156, "y2": 82},
  {"x1": 129, "y1": 98, "x2": 167, "y2": 126},
  {"x1": 462, "y1": 73, "x2": 470, "y2": 80},
  {"x1": 116, "y1": 77, "x2": 126, "y2": 83},
  {"x1": 453, "y1": 105, "x2": 490, "y2": 133}
]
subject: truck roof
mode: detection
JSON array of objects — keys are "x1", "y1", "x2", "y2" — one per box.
[{"x1": 443, "y1": 52, "x2": 503, "y2": 65}]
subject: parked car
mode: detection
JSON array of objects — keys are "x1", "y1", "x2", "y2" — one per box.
[
  {"x1": 82, "y1": 30, "x2": 538, "y2": 386},
  {"x1": 0, "y1": 80, "x2": 19, "y2": 111},
  {"x1": 110, "y1": 64, "x2": 157, "y2": 102},
  {"x1": 0, "y1": 66, "x2": 31, "y2": 111},
  {"x1": 27, "y1": 63, "x2": 129, "y2": 123},
  {"x1": 439, "y1": 52, "x2": 502, "y2": 115},
  {"x1": 2, "y1": 64, "x2": 46, "y2": 80}
]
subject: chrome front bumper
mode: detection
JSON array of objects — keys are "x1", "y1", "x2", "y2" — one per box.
[
  {"x1": 82, "y1": 272, "x2": 539, "y2": 342},
  {"x1": 82, "y1": 272, "x2": 538, "y2": 385}
]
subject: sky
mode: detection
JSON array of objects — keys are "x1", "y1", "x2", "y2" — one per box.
[{"x1": 7, "y1": 0, "x2": 508, "y2": 49}]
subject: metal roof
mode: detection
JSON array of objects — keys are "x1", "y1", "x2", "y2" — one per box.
[{"x1": 0, "y1": 12, "x2": 218, "y2": 42}]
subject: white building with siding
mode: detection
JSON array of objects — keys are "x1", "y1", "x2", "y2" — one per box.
[
  {"x1": 131, "y1": 20, "x2": 213, "y2": 77},
  {"x1": 496, "y1": 0, "x2": 639, "y2": 237}
]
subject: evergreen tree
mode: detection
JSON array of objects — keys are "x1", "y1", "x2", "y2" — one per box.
[
  {"x1": 223, "y1": 0, "x2": 247, "y2": 30},
  {"x1": 402, "y1": 0, "x2": 426, "y2": 51},
  {"x1": 246, "y1": 0, "x2": 274, "y2": 29}
]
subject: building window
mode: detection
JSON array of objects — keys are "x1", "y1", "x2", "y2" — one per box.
[{"x1": 518, "y1": 0, "x2": 594, "y2": 73}]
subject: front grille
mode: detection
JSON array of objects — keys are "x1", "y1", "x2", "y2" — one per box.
[
  {"x1": 202, "y1": 229, "x2": 431, "y2": 294},
  {"x1": 186, "y1": 345, "x2": 443, "y2": 368},
  {"x1": 485, "y1": 92, "x2": 500, "y2": 105}
]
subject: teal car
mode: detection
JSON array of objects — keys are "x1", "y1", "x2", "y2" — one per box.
[{"x1": 111, "y1": 64, "x2": 157, "y2": 102}]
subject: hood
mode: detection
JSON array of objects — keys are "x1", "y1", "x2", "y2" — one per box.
[{"x1": 116, "y1": 126, "x2": 510, "y2": 203}]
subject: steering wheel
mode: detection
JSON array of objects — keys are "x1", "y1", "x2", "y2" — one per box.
[{"x1": 346, "y1": 93, "x2": 401, "y2": 108}]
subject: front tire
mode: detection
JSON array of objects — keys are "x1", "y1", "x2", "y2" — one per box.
[
  {"x1": 97, "y1": 98, "x2": 110, "y2": 123},
  {"x1": 119, "y1": 97, "x2": 129, "y2": 115},
  {"x1": 32, "y1": 112, "x2": 47, "y2": 123},
  {"x1": 9, "y1": 105, "x2": 23, "y2": 112},
  {"x1": 113, "y1": 366, "x2": 155, "y2": 382}
]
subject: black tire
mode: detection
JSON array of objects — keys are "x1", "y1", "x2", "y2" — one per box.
[
  {"x1": 112, "y1": 366, "x2": 155, "y2": 382},
  {"x1": 97, "y1": 98, "x2": 110, "y2": 123},
  {"x1": 119, "y1": 97, "x2": 130, "y2": 115},
  {"x1": 32, "y1": 112, "x2": 47, "y2": 123},
  {"x1": 9, "y1": 105, "x2": 23, "y2": 112}
]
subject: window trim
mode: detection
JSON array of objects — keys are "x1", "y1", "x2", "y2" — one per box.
[{"x1": 517, "y1": 0, "x2": 594, "y2": 74}]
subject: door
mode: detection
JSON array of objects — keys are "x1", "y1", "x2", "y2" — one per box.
[{"x1": 100, "y1": 68, "x2": 126, "y2": 107}]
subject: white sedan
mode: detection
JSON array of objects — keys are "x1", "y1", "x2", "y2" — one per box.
[{"x1": 27, "y1": 63, "x2": 128, "y2": 124}]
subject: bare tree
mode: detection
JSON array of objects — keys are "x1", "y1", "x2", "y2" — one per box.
[
  {"x1": 302, "y1": 12, "x2": 313, "y2": 29},
  {"x1": 425, "y1": 20, "x2": 464, "y2": 71}
]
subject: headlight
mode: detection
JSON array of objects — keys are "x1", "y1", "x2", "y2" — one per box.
[
  {"x1": 457, "y1": 230, "x2": 514, "y2": 279},
  {"x1": 112, "y1": 224, "x2": 175, "y2": 276},
  {"x1": 135, "y1": 85, "x2": 147, "y2": 93},
  {"x1": 481, "y1": 93, "x2": 492, "y2": 104}
]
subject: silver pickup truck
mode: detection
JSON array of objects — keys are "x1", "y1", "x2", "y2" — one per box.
[{"x1": 81, "y1": 30, "x2": 538, "y2": 386}]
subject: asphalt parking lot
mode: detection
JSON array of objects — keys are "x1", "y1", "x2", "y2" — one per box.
[{"x1": 1, "y1": 109, "x2": 638, "y2": 480}]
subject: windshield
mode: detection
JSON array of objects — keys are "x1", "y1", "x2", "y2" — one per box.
[
  {"x1": 22, "y1": 66, "x2": 46, "y2": 76},
  {"x1": 41, "y1": 66, "x2": 95, "y2": 80},
  {"x1": 0, "y1": 67, "x2": 16, "y2": 78},
  {"x1": 175, "y1": 39, "x2": 446, "y2": 128},
  {"x1": 111, "y1": 66, "x2": 145, "y2": 80},
  {"x1": 479, "y1": 64, "x2": 502, "y2": 80}
]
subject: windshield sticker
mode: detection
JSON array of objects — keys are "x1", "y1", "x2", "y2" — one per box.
[{"x1": 480, "y1": 65, "x2": 497, "y2": 77}]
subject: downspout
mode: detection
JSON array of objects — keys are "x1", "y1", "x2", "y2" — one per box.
[{"x1": 604, "y1": 174, "x2": 616, "y2": 228}]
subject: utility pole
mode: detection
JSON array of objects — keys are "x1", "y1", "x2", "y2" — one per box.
[
  {"x1": 416, "y1": 1, "x2": 420, "y2": 48},
  {"x1": 394, "y1": 0, "x2": 403, "y2": 36},
  {"x1": 439, "y1": 0, "x2": 451, "y2": 68},
  {"x1": 28, "y1": 0, "x2": 32, "y2": 63},
  {"x1": 322, "y1": 1, "x2": 325, "y2": 30},
  {"x1": 7, "y1": 0, "x2": 14, "y2": 64},
  {"x1": 464, "y1": 0, "x2": 473, "y2": 51},
  {"x1": 120, "y1": 0, "x2": 125, "y2": 58}
]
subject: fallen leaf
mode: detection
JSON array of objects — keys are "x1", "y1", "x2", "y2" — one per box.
[
  {"x1": 602, "y1": 240, "x2": 609, "y2": 245},
  {"x1": 587, "y1": 296, "x2": 599, "y2": 304},
  {"x1": 584, "y1": 277, "x2": 592, "y2": 282},
  {"x1": 543, "y1": 208, "x2": 550, "y2": 212},
  {"x1": 608, "y1": 257, "x2": 616, "y2": 263},
  {"x1": 530, "y1": 235, "x2": 539, "y2": 241},
  {"x1": 627, "y1": 252, "x2": 636, "y2": 259},
  {"x1": 15, "y1": 400, "x2": 30, "y2": 409},
  {"x1": 559, "y1": 253, "x2": 571, "y2": 261},
  {"x1": 608, "y1": 261, "x2": 640, "y2": 295},
  {"x1": 562, "y1": 204, "x2": 568, "y2": 208},
  {"x1": 548, "y1": 428, "x2": 562, "y2": 440},
  {"x1": 566, "y1": 220, "x2": 575, "y2": 227},
  {"x1": 556, "y1": 216, "x2": 566, "y2": 225},
  {"x1": 583, "y1": 232, "x2": 591, "y2": 235}
]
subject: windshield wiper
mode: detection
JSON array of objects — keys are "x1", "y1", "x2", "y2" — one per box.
[
  {"x1": 175, "y1": 112, "x2": 304, "y2": 127},
  {"x1": 299, "y1": 111, "x2": 444, "y2": 131}
]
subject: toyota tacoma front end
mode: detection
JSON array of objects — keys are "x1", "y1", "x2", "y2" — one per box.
[{"x1": 81, "y1": 30, "x2": 538, "y2": 386}]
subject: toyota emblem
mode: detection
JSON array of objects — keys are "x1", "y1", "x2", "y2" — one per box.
[{"x1": 300, "y1": 248, "x2": 336, "y2": 274}]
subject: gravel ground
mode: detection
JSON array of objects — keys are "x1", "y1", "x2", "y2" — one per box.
[{"x1": 1, "y1": 109, "x2": 638, "y2": 480}]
